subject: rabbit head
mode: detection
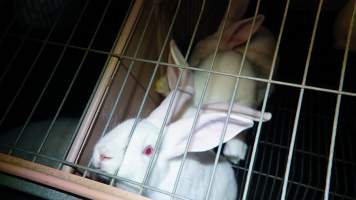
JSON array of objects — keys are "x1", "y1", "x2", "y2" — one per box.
[
  {"x1": 92, "y1": 71, "x2": 194, "y2": 183},
  {"x1": 92, "y1": 118, "x2": 165, "y2": 187}
]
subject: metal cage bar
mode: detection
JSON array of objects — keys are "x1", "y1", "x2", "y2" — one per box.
[
  {"x1": 4, "y1": 32, "x2": 356, "y2": 98},
  {"x1": 280, "y1": 0, "x2": 325, "y2": 199},
  {"x1": 324, "y1": 0, "x2": 356, "y2": 199}
]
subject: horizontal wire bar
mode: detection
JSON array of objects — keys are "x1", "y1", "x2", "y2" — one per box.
[
  {"x1": 30, "y1": 0, "x2": 93, "y2": 162},
  {"x1": 138, "y1": 0, "x2": 185, "y2": 193},
  {"x1": 242, "y1": 0, "x2": 290, "y2": 198},
  {"x1": 100, "y1": 0, "x2": 156, "y2": 143},
  {"x1": 2, "y1": 2, "x2": 356, "y2": 199},
  {"x1": 232, "y1": 165, "x2": 356, "y2": 200},
  {"x1": 80, "y1": 0, "x2": 144, "y2": 178},
  {"x1": 258, "y1": 140, "x2": 356, "y2": 168},
  {"x1": 5, "y1": 33, "x2": 356, "y2": 98},
  {"x1": 207, "y1": 0, "x2": 264, "y2": 198},
  {"x1": 2, "y1": 137, "x2": 354, "y2": 200},
  {"x1": 106, "y1": 1, "x2": 162, "y2": 188},
  {"x1": 170, "y1": 0, "x2": 207, "y2": 198},
  {"x1": 4, "y1": 3, "x2": 69, "y2": 154}
]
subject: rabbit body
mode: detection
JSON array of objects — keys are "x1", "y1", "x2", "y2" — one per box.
[
  {"x1": 183, "y1": 15, "x2": 275, "y2": 164},
  {"x1": 93, "y1": 118, "x2": 237, "y2": 200},
  {"x1": 147, "y1": 152, "x2": 237, "y2": 200},
  {"x1": 193, "y1": 50, "x2": 261, "y2": 108}
]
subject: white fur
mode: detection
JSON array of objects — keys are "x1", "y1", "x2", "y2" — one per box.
[
  {"x1": 92, "y1": 77, "x2": 271, "y2": 199},
  {"x1": 183, "y1": 16, "x2": 276, "y2": 164},
  {"x1": 92, "y1": 118, "x2": 238, "y2": 200},
  {"x1": 193, "y1": 50, "x2": 262, "y2": 107}
]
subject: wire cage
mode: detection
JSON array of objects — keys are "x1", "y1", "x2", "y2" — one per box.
[{"x1": 0, "y1": 0, "x2": 355, "y2": 199}]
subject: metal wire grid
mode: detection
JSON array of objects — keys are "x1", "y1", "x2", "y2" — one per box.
[
  {"x1": 234, "y1": 90, "x2": 356, "y2": 200},
  {"x1": 0, "y1": 0, "x2": 131, "y2": 167},
  {"x1": 0, "y1": 0, "x2": 355, "y2": 199}
]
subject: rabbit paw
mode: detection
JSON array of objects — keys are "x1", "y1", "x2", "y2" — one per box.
[{"x1": 223, "y1": 139, "x2": 248, "y2": 165}]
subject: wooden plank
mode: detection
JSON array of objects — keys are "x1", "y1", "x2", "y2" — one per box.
[{"x1": 0, "y1": 153, "x2": 150, "y2": 200}]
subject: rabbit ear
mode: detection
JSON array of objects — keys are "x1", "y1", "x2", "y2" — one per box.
[
  {"x1": 163, "y1": 111, "x2": 256, "y2": 158},
  {"x1": 201, "y1": 102, "x2": 272, "y2": 122},
  {"x1": 146, "y1": 88, "x2": 193, "y2": 128},
  {"x1": 217, "y1": 0, "x2": 250, "y2": 33},
  {"x1": 223, "y1": 15, "x2": 265, "y2": 48},
  {"x1": 167, "y1": 40, "x2": 193, "y2": 91},
  {"x1": 147, "y1": 41, "x2": 194, "y2": 128}
]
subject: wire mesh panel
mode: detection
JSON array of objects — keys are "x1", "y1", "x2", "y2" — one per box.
[
  {"x1": 0, "y1": 0, "x2": 356, "y2": 199},
  {"x1": 0, "y1": 0, "x2": 132, "y2": 197}
]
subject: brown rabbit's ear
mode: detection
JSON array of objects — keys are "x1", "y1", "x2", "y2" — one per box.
[{"x1": 223, "y1": 15, "x2": 265, "y2": 49}]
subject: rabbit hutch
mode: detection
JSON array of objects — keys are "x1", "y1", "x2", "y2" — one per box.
[{"x1": 0, "y1": 0, "x2": 355, "y2": 199}]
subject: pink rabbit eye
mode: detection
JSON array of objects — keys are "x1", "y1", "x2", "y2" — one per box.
[{"x1": 143, "y1": 145, "x2": 154, "y2": 156}]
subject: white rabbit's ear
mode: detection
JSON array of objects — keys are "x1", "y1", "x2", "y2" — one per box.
[
  {"x1": 202, "y1": 102, "x2": 272, "y2": 122},
  {"x1": 147, "y1": 41, "x2": 194, "y2": 127},
  {"x1": 169, "y1": 40, "x2": 189, "y2": 68},
  {"x1": 167, "y1": 40, "x2": 193, "y2": 91},
  {"x1": 146, "y1": 87, "x2": 193, "y2": 128},
  {"x1": 223, "y1": 15, "x2": 265, "y2": 48},
  {"x1": 163, "y1": 111, "x2": 255, "y2": 158}
]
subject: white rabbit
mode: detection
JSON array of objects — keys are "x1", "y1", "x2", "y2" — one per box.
[
  {"x1": 92, "y1": 77, "x2": 271, "y2": 199},
  {"x1": 334, "y1": 0, "x2": 356, "y2": 52},
  {"x1": 168, "y1": 15, "x2": 276, "y2": 164}
]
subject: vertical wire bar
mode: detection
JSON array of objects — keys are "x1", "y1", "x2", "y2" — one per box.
[
  {"x1": 253, "y1": 142, "x2": 267, "y2": 200},
  {"x1": 205, "y1": 0, "x2": 265, "y2": 197},
  {"x1": 107, "y1": 0, "x2": 182, "y2": 187},
  {"x1": 182, "y1": 1, "x2": 206, "y2": 60},
  {"x1": 260, "y1": 120, "x2": 278, "y2": 199},
  {"x1": 7, "y1": 0, "x2": 91, "y2": 155},
  {"x1": 59, "y1": 0, "x2": 136, "y2": 170},
  {"x1": 0, "y1": 27, "x2": 32, "y2": 85},
  {"x1": 81, "y1": 1, "x2": 146, "y2": 178},
  {"x1": 170, "y1": 0, "x2": 207, "y2": 198},
  {"x1": 136, "y1": 0, "x2": 185, "y2": 192},
  {"x1": 242, "y1": 0, "x2": 291, "y2": 199},
  {"x1": 1, "y1": 6, "x2": 64, "y2": 141},
  {"x1": 81, "y1": 0, "x2": 153, "y2": 178},
  {"x1": 279, "y1": 0, "x2": 325, "y2": 199},
  {"x1": 100, "y1": 3, "x2": 155, "y2": 139},
  {"x1": 32, "y1": 0, "x2": 113, "y2": 163},
  {"x1": 300, "y1": 117, "x2": 312, "y2": 200},
  {"x1": 157, "y1": 0, "x2": 239, "y2": 198},
  {"x1": 323, "y1": 1, "x2": 356, "y2": 199},
  {"x1": 268, "y1": 112, "x2": 287, "y2": 200}
]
